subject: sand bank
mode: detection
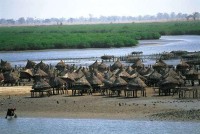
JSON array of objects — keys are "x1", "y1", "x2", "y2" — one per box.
[{"x1": 0, "y1": 86, "x2": 200, "y2": 122}]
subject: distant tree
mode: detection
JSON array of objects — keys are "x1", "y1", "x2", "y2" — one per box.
[
  {"x1": 26, "y1": 17, "x2": 35, "y2": 24},
  {"x1": 193, "y1": 12, "x2": 200, "y2": 20},
  {"x1": 170, "y1": 12, "x2": 176, "y2": 19},
  {"x1": 18, "y1": 17, "x2": 26, "y2": 24},
  {"x1": 7, "y1": 19, "x2": 15, "y2": 24}
]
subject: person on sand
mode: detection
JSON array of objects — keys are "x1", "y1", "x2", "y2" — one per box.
[{"x1": 5, "y1": 107, "x2": 17, "y2": 119}]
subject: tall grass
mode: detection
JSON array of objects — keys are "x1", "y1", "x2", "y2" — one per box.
[{"x1": 0, "y1": 21, "x2": 200, "y2": 51}]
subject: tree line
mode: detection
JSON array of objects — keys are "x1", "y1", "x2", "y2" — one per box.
[{"x1": 0, "y1": 12, "x2": 200, "y2": 25}]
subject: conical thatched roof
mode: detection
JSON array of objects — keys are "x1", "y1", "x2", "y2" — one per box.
[
  {"x1": 115, "y1": 68, "x2": 130, "y2": 78},
  {"x1": 126, "y1": 66, "x2": 133, "y2": 75},
  {"x1": 159, "y1": 75, "x2": 180, "y2": 86},
  {"x1": 185, "y1": 67, "x2": 199, "y2": 80},
  {"x1": 86, "y1": 73, "x2": 102, "y2": 85},
  {"x1": 25, "y1": 60, "x2": 36, "y2": 69},
  {"x1": 153, "y1": 59, "x2": 167, "y2": 69},
  {"x1": 131, "y1": 58, "x2": 144, "y2": 69},
  {"x1": 128, "y1": 77, "x2": 147, "y2": 89},
  {"x1": 75, "y1": 68, "x2": 85, "y2": 79},
  {"x1": 3, "y1": 71, "x2": 19, "y2": 83},
  {"x1": 0, "y1": 59, "x2": 12, "y2": 72},
  {"x1": 98, "y1": 61, "x2": 107, "y2": 72},
  {"x1": 60, "y1": 72, "x2": 75, "y2": 82},
  {"x1": 20, "y1": 69, "x2": 33, "y2": 79},
  {"x1": 32, "y1": 79, "x2": 51, "y2": 90},
  {"x1": 89, "y1": 60, "x2": 99, "y2": 69},
  {"x1": 163, "y1": 68, "x2": 178, "y2": 79},
  {"x1": 49, "y1": 77, "x2": 66, "y2": 88},
  {"x1": 112, "y1": 76, "x2": 127, "y2": 87},
  {"x1": 75, "y1": 76, "x2": 91, "y2": 86},
  {"x1": 35, "y1": 61, "x2": 49, "y2": 72},
  {"x1": 34, "y1": 68, "x2": 48, "y2": 77},
  {"x1": 55, "y1": 60, "x2": 66, "y2": 71},
  {"x1": 147, "y1": 70, "x2": 162, "y2": 80},
  {"x1": 110, "y1": 59, "x2": 124, "y2": 71},
  {"x1": 176, "y1": 59, "x2": 189, "y2": 70}
]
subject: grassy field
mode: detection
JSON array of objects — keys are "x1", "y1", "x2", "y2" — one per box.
[{"x1": 0, "y1": 21, "x2": 200, "y2": 51}]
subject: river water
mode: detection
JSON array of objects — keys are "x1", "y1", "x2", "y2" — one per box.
[
  {"x1": 0, "y1": 35, "x2": 200, "y2": 67},
  {"x1": 1, "y1": 118, "x2": 200, "y2": 134}
]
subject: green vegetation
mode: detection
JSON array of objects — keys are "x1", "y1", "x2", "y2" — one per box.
[{"x1": 0, "y1": 21, "x2": 200, "y2": 51}]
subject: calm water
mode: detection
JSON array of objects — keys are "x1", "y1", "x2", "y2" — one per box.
[
  {"x1": 1, "y1": 118, "x2": 200, "y2": 134},
  {"x1": 0, "y1": 35, "x2": 200, "y2": 66}
]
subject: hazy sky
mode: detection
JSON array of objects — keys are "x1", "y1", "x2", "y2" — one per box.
[{"x1": 0, "y1": 0, "x2": 200, "y2": 19}]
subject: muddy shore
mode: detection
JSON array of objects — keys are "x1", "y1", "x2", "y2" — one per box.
[{"x1": 1, "y1": 86, "x2": 200, "y2": 122}]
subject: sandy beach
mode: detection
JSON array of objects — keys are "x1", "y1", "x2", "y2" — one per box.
[{"x1": 1, "y1": 86, "x2": 200, "y2": 122}]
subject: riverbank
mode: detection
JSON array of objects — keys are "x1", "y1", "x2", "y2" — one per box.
[{"x1": 1, "y1": 86, "x2": 200, "y2": 122}]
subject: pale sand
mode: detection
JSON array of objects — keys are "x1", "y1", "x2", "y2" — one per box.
[{"x1": 1, "y1": 86, "x2": 200, "y2": 121}]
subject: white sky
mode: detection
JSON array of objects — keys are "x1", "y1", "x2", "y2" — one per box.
[{"x1": 0, "y1": 0, "x2": 200, "y2": 19}]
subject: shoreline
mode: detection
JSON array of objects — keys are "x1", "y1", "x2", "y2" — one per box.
[{"x1": 1, "y1": 86, "x2": 200, "y2": 122}]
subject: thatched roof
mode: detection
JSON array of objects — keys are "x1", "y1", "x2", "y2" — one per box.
[
  {"x1": 115, "y1": 68, "x2": 130, "y2": 78},
  {"x1": 20, "y1": 69, "x2": 33, "y2": 79},
  {"x1": 49, "y1": 77, "x2": 66, "y2": 88},
  {"x1": 32, "y1": 79, "x2": 51, "y2": 90},
  {"x1": 0, "y1": 59, "x2": 12, "y2": 72},
  {"x1": 110, "y1": 59, "x2": 124, "y2": 71},
  {"x1": 86, "y1": 73, "x2": 102, "y2": 85},
  {"x1": 176, "y1": 59, "x2": 189, "y2": 70},
  {"x1": 35, "y1": 61, "x2": 49, "y2": 72},
  {"x1": 131, "y1": 58, "x2": 143, "y2": 69},
  {"x1": 146, "y1": 70, "x2": 162, "y2": 80},
  {"x1": 98, "y1": 61, "x2": 108, "y2": 72},
  {"x1": 75, "y1": 68, "x2": 85, "y2": 79},
  {"x1": 89, "y1": 60, "x2": 99, "y2": 69},
  {"x1": 3, "y1": 71, "x2": 19, "y2": 83},
  {"x1": 75, "y1": 76, "x2": 91, "y2": 86},
  {"x1": 185, "y1": 67, "x2": 199, "y2": 80},
  {"x1": 159, "y1": 75, "x2": 180, "y2": 86},
  {"x1": 153, "y1": 59, "x2": 167, "y2": 69},
  {"x1": 25, "y1": 60, "x2": 36, "y2": 69},
  {"x1": 55, "y1": 60, "x2": 66, "y2": 70},
  {"x1": 128, "y1": 77, "x2": 147, "y2": 89},
  {"x1": 126, "y1": 66, "x2": 133, "y2": 75},
  {"x1": 112, "y1": 76, "x2": 127, "y2": 87},
  {"x1": 34, "y1": 68, "x2": 48, "y2": 77},
  {"x1": 60, "y1": 72, "x2": 75, "y2": 82}
]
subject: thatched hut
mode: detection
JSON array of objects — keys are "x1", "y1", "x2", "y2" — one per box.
[
  {"x1": 49, "y1": 77, "x2": 67, "y2": 95},
  {"x1": 72, "y1": 76, "x2": 91, "y2": 96},
  {"x1": 159, "y1": 76, "x2": 179, "y2": 96},
  {"x1": 25, "y1": 60, "x2": 36, "y2": 69},
  {"x1": 89, "y1": 60, "x2": 99, "y2": 69},
  {"x1": 109, "y1": 76, "x2": 127, "y2": 96},
  {"x1": 110, "y1": 59, "x2": 124, "y2": 71},
  {"x1": 176, "y1": 59, "x2": 189, "y2": 74},
  {"x1": 33, "y1": 68, "x2": 48, "y2": 80},
  {"x1": 0, "y1": 60, "x2": 12, "y2": 72},
  {"x1": 126, "y1": 77, "x2": 147, "y2": 97},
  {"x1": 185, "y1": 67, "x2": 199, "y2": 86},
  {"x1": 3, "y1": 71, "x2": 19, "y2": 86},
  {"x1": 35, "y1": 61, "x2": 49, "y2": 72},
  {"x1": 31, "y1": 79, "x2": 51, "y2": 97},
  {"x1": 145, "y1": 70, "x2": 162, "y2": 86},
  {"x1": 55, "y1": 60, "x2": 66, "y2": 71},
  {"x1": 19, "y1": 69, "x2": 33, "y2": 81},
  {"x1": 86, "y1": 73, "x2": 103, "y2": 93},
  {"x1": 98, "y1": 61, "x2": 108, "y2": 72},
  {"x1": 131, "y1": 58, "x2": 144, "y2": 69},
  {"x1": 152, "y1": 59, "x2": 168, "y2": 73}
]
